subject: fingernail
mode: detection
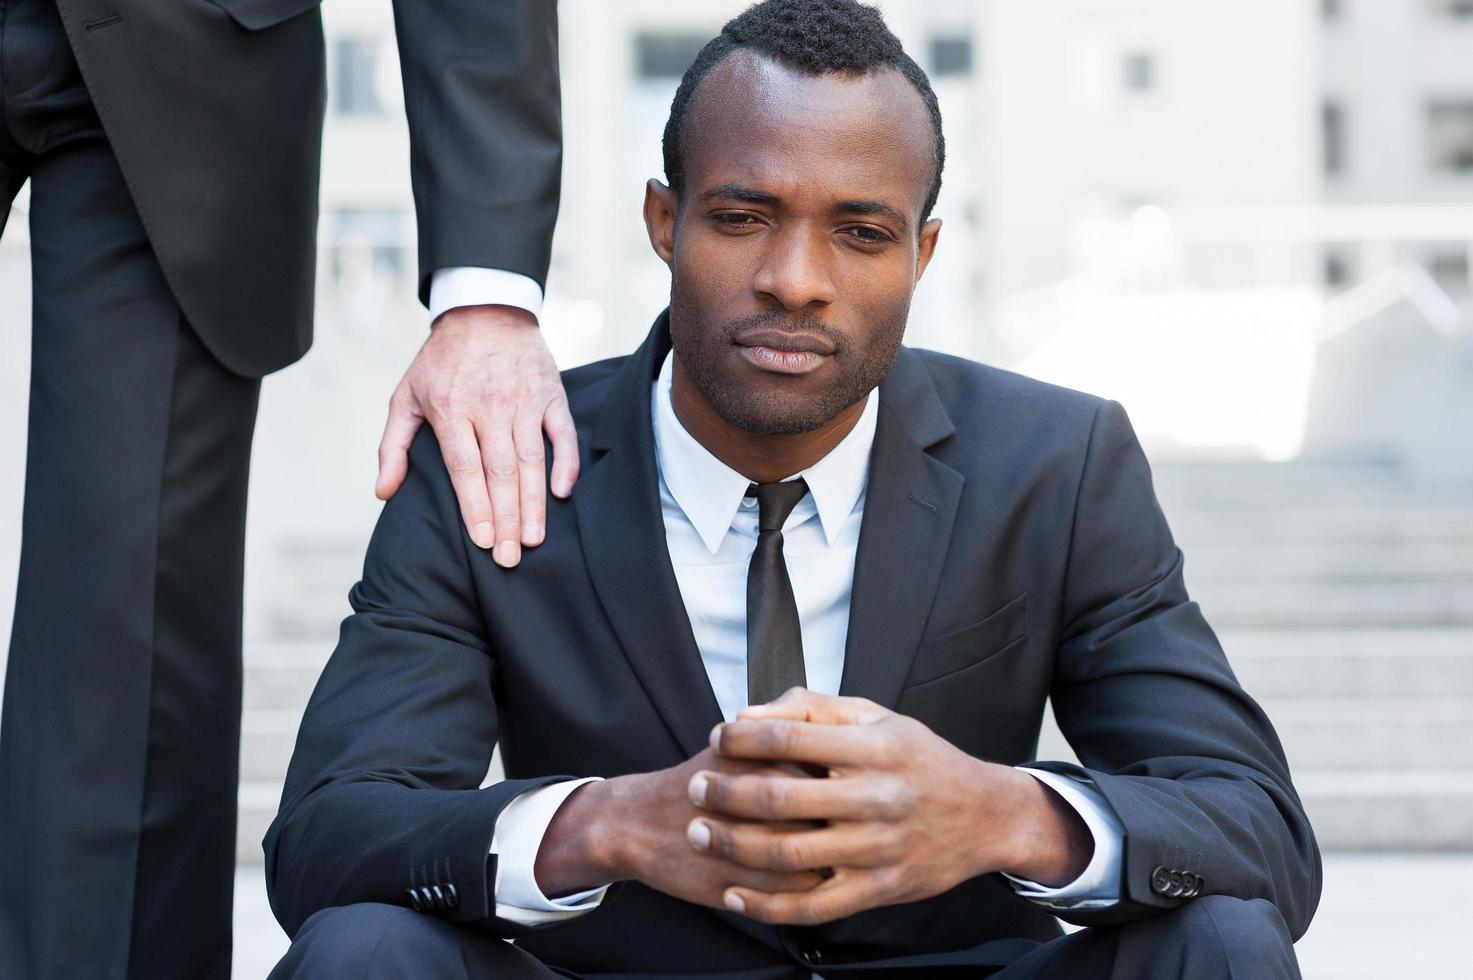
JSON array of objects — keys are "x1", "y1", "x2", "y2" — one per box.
[
  {"x1": 723, "y1": 890, "x2": 745, "y2": 914},
  {"x1": 687, "y1": 819, "x2": 711, "y2": 850},
  {"x1": 523, "y1": 523, "x2": 544, "y2": 546},
  {"x1": 494, "y1": 541, "x2": 518, "y2": 566},
  {"x1": 688, "y1": 773, "x2": 708, "y2": 807},
  {"x1": 474, "y1": 523, "x2": 495, "y2": 549},
  {"x1": 709, "y1": 724, "x2": 723, "y2": 752}
]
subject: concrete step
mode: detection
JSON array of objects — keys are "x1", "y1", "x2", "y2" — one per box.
[
  {"x1": 1164, "y1": 507, "x2": 1473, "y2": 545},
  {"x1": 1180, "y1": 541, "x2": 1473, "y2": 582},
  {"x1": 1036, "y1": 695, "x2": 1473, "y2": 772},
  {"x1": 1222, "y1": 629, "x2": 1473, "y2": 698},
  {"x1": 1190, "y1": 580, "x2": 1473, "y2": 628},
  {"x1": 1033, "y1": 708, "x2": 1473, "y2": 850},
  {"x1": 1293, "y1": 771, "x2": 1473, "y2": 851},
  {"x1": 1259, "y1": 696, "x2": 1473, "y2": 770}
]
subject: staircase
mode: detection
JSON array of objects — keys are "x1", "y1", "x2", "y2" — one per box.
[
  {"x1": 1038, "y1": 459, "x2": 1473, "y2": 852},
  {"x1": 237, "y1": 460, "x2": 1473, "y2": 862}
]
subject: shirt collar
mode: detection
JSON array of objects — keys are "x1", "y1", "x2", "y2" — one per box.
[{"x1": 652, "y1": 349, "x2": 878, "y2": 554}]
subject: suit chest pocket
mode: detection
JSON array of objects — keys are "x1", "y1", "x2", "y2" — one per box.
[
  {"x1": 905, "y1": 592, "x2": 1029, "y2": 689},
  {"x1": 208, "y1": 0, "x2": 323, "y2": 31}
]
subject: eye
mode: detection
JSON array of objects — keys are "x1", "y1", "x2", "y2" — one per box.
[
  {"x1": 712, "y1": 211, "x2": 760, "y2": 227},
  {"x1": 844, "y1": 225, "x2": 894, "y2": 245}
]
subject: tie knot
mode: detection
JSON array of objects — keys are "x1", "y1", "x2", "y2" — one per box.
[{"x1": 750, "y1": 479, "x2": 809, "y2": 532}]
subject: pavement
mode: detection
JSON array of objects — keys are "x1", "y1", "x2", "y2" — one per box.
[{"x1": 232, "y1": 853, "x2": 1473, "y2": 978}]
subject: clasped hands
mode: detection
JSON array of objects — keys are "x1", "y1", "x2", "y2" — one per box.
[{"x1": 539, "y1": 689, "x2": 1091, "y2": 927}]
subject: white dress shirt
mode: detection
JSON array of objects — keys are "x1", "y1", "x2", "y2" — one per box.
[
  {"x1": 428, "y1": 267, "x2": 543, "y2": 325},
  {"x1": 487, "y1": 350, "x2": 1125, "y2": 925}
]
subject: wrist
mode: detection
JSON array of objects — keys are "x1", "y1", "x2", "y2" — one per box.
[
  {"x1": 432, "y1": 303, "x2": 538, "y2": 332},
  {"x1": 998, "y1": 768, "x2": 1093, "y2": 887},
  {"x1": 532, "y1": 778, "x2": 629, "y2": 897}
]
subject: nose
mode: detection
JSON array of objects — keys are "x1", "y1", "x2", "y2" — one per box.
[{"x1": 752, "y1": 223, "x2": 837, "y2": 312}]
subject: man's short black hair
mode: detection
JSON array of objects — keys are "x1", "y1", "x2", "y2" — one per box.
[{"x1": 661, "y1": 0, "x2": 946, "y2": 224}]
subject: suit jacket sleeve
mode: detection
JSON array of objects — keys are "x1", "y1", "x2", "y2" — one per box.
[
  {"x1": 263, "y1": 431, "x2": 577, "y2": 939},
  {"x1": 1031, "y1": 399, "x2": 1322, "y2": 936},
  {"x1": 391, "y1": 0, "x2": 562, "y2": 304}
]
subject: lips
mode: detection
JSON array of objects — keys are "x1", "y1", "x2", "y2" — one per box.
[{"x1": 731, "y1": 328, "x2": 837, "y2": 356}]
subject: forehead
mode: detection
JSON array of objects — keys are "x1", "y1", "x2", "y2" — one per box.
[{"x1": 682, "y1": 51, "x2": 934, "y2": 217}]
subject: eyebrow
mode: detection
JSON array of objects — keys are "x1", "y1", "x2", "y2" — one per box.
[
  {"x1": 698, "y1": 184, "x2": 910, "y2": 227},
  {"x1": 699, "y1": 183, "x2": 779, "y2": 206}
]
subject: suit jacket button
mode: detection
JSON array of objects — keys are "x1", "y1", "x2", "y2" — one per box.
[
  {"x1": 1150, "y1": 866, "x2": 1173, "y2": 896},
  {"x1": 431, "y1": 885, "x2": 448, "y2": 910},
  {"x1": 445, "y1": 883, "x2": 460, "y2": 910},
  {"x1": 1167, "y1": 870, "x2": 1185, "y2": 897},
  {"x1": 407, "y1": 889, "x2": 424, "y2": 912},
  {"x1": 800, "y1": 946, "x2": 824, "y2": 966}
]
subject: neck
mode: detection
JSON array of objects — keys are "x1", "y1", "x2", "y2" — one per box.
[{"x1": 670, "y1": 357, "x2": 867, "y2": 484}]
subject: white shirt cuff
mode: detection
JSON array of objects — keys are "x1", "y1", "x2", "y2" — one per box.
[
  {"x1": 428, "y1": 267, "x2": 544, "y2": 325},
  {"x1": 490, "y1": 777, "x2": 609, "y2": 926},
  {"x1": 1003, "y1": 767, "x2": 1125, "y2": 911}
]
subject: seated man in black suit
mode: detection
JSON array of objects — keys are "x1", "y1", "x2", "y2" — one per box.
[{"x1": 264, "y1": 1, "x2": 1320, "y2": 976}]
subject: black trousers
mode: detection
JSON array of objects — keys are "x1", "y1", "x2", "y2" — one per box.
[
  {"x1": 269, "y1": 896, "x2": 1302, "y2": 980},
  {"x1": 0, "y1": 2, "x2": 260, "y2": 978}
]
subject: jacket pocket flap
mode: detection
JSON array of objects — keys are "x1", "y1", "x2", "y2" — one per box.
[
  {"x1": 208, "y1": 0, "x2": 322, "y2": 31},
  {"x1": 906, "y1": 593, "x2": 1029, "y2": 688}
]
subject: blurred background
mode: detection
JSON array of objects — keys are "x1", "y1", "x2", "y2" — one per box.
[{"x1": 2, "y1": 0, "x2": 1471, "y2": 975}]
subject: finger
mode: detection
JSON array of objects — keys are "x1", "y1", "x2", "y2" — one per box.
[
  {"x1": 431, "y1": 418, "x2": 496, "y2": 550},
  {"x1": 688, "y1": 817, "x2": 888, "y2": 872},
  {"x1": 512, "y1": 409, "x2": 546, "y2": 547},
  {"x1": 544, "y1": 396, "x2": 580, "y2": 499},
  {"x1": 724, "y1": 868, "x2": 883, "y2": 926},
  {"x1": 711, "y1": 718, "x2": 891, "y2": 769},
  {"x1": 375, "y1": 385, "x2": 423, "y2": 501},
  {"x1": 723, "y1": 866, "x2": 827, "y2": 896},
  {"x1": 736, "y1": 689, "x2": 888, "y2": 725},
  {"x1": 479, "y1": 419, "x2": 522, "y2": 567},
  {"x1": 689, "y1": 771, "x2": 908, "y2": 822}
]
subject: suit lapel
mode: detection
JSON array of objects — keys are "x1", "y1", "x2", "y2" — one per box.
[
  {"x1": 839, "y1": 349, "x2": 965, "y2": 710},
  {"x1": 574, "y1": 315, "x2": 726, "y2": 758}
]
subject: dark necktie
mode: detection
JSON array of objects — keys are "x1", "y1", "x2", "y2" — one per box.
[{"x1": 746, "y1": 479, "x2": 810, "y2": 706}]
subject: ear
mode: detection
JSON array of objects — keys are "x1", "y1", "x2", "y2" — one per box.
[
  {"x1": 914, "y1": 218, "x2": 942, "y2": 283},
  {"x1": 644, "y1": 179, "x2": 679, "y2": 267}
]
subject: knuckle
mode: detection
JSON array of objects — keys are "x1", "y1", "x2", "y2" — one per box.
[
  {"x1": 486, "y1": 461, "x2": 520, "y2": 482},
  {"x1": 443, "y1": 449, "x2": 480, "y2": 476},
  {"x1": 426, "y1": 393, "x2": 459, "y2": 419},
  {"x1": 760, "y1": 780, "x2": 788, "y2": 814},
  {"x1": 775, "y1": 721, "x2": 803, "y2": 757},
  {"x1": 771, "y1": 838, "x2": 799, "y2": 871},
  {"x1": 515, "y1": 442, "x2": 545, "y2": 465}
]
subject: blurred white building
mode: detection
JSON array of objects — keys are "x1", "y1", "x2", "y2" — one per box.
[{"x1": 303, "y1": 0, "x2": 1473, "y2": 464}]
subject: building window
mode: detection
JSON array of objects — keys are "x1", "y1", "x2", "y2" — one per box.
[
  {"x1": 930, "y1": 37, "x2": 973, "y2": 78},
  {"x1": 1428, "y1": 101, "x2": 1473, "y2": 173},
  {"x1": 634, "y1": 32, "x2": 709, "y2": 80},
  {"x1": 1122, "y1": 51, "x2": 1156, "y2": 94},
  {"x1": 1429, "y1": 249, "x2": 1470, "y2": 287},
  {"x1": 1323, "y1": 100, "x2": 1346, "y2": 176},
  {"x1": 1431, "y1": 0, "x2": 1473, "y2": 19},
  {"x1": 334, "y1": 38, "x2": 384, "y2": 117},
  {"x1": 1323, "y1": 247, "x2": 1352, "y2": 287}
]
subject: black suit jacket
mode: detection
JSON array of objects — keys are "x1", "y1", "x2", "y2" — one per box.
[
  {"x1": 265, "y1": 314, "x2": 1320, "y2": 976},
  {"x1": 54, "y1": 0, "x2": 560, "y2": 377}
]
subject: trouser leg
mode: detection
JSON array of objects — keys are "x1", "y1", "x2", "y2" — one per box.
[
  {"x1": 0, "y1": 106, "x2": 259, "y2": 980},
  {"x1": 269, "y1": 905, "x2": 580, "y2": 980},
  {"x1": 993, "y1": 896, "x2": 1302, "y2": 979}
]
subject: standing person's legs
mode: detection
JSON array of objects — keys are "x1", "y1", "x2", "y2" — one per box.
[{"x1": 0, "y1": 3, "x2": 259, "y2": 976}]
